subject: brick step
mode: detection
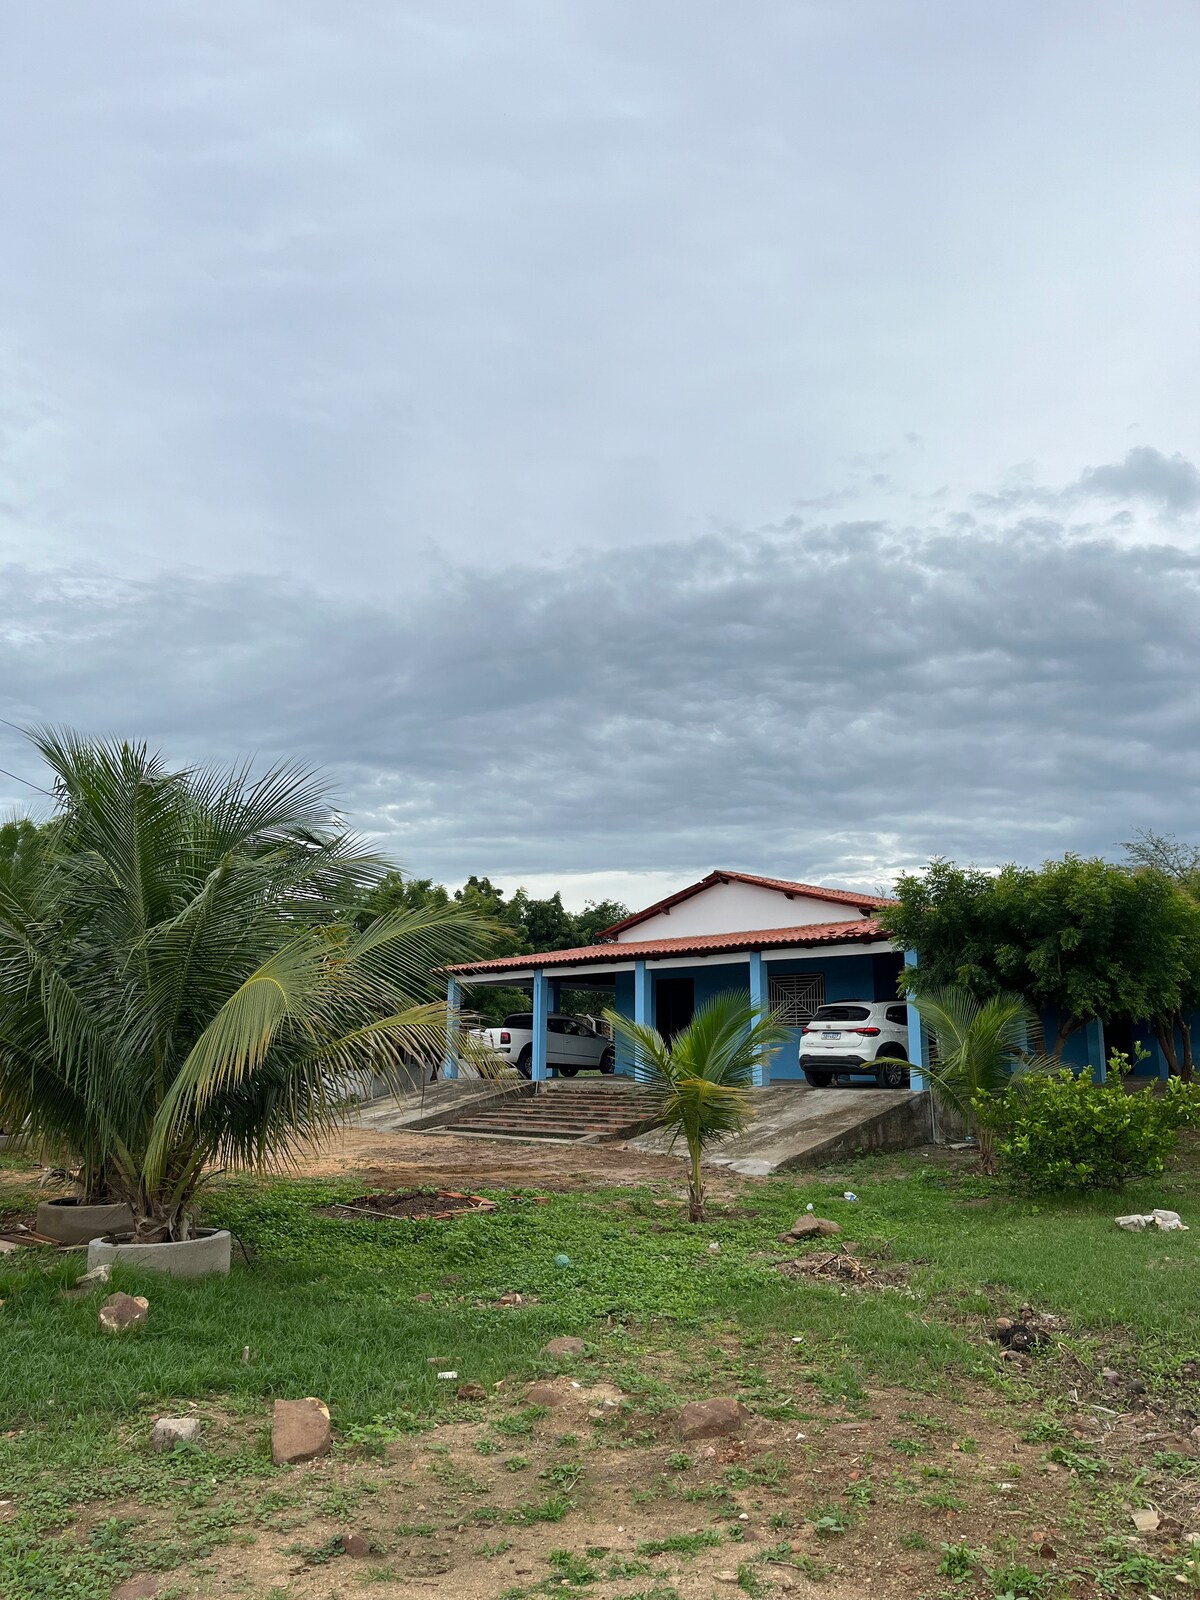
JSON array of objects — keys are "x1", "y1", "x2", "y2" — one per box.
[
  {"x1": 466, "y1": 1111, "x2": 646, "y2": 1125},
  {"x1": 449, "y1": 1119, "x2": 638, "y2": 1136}
]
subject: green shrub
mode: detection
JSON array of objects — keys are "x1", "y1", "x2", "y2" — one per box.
[{"x1": 995, "y1": 1067, "x2": 1200, "y2": 1192}]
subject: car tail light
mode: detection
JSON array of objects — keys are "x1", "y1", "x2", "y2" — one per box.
[
  {"x1": 499, "y1": 1030, "x2": 510, "y2": 1044},
  {"x1": 852, "y1": 1026, "x2": 881, "y2": 1036}
]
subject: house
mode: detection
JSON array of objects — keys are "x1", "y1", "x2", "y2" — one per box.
[{"x1": 442, "y1": 870, "x2": 930, "y2": 1088}]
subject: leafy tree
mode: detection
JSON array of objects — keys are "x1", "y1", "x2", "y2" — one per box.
[
  {"x1": 884, "y1": 855, "x2": 1194, "y2": 1060},
  {"x1": 916, "y1": 988, "x2": 1033, "y2": 1174},
  {"x1": 1122, "y1": 830, "x2": 1200, "y2": 1078},
  {"x1": 352, "y1": 870, "x2": 449, "y2": 930},
  {"x1": 1122, "y1": 828, "x2": 1200, "y2": 894},
  {"x1": 0, "y1": 729, "x2": 493, "y2": 1241},
  {"x1": 354, "y1": 874, "x2": 629, "y2": 1027},
  {"x1": 605, "y1": 992, "x2": 789, "y2": 1221}
]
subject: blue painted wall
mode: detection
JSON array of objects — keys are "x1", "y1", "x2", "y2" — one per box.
[
  {"x1": 757, "y1": 954, "x2": 889, "y2": 1081},
  {"x1": 611, "y1": 954, "x2": 898, "y2": 1083},
  {"x1": 610, "y1": 965, "x2": 1200, "y2": 1085}
]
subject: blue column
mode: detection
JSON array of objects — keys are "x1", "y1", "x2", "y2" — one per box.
[
  {"x1": 633, "y1": 960, "x2": 652, "y2": 1082},
  {"x1": 444, "y1": 977, "x2": 461, "y2": 1080},
  {"x1": 548, "y1": 979, "x2": 562, "y2": 1014},
  {"x1": 1136, "y1": 1021, "x2": 1169, "y2": 1080},
  {"x1": 748, "y1": 951, "x2": 768, "y2": 1087},
  {"x1": 532, "y1": 969, "x2": 550, "y2": 1083},
  {"x1": 904, "y1": 949, "x2": 928, "y2": 1092},
  {"x1": 1084, "y1": 1015, "x2": 1107, "y2": 1083}
]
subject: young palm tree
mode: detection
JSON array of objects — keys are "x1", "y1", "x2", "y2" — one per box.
[
  {"x1": 0, "y1": 729, "x2": 495, "y2": 1242},
  {"x1": 605, "y1": 992, "x2": 790, "y2": 1221},
  {"x1": 915, "y1": 986, "x2": 1034, "y2": 1173}
]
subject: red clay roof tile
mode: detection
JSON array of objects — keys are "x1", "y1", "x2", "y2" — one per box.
[{"x1": 444, "y1": 918, "x2": 889, "y2": 976}]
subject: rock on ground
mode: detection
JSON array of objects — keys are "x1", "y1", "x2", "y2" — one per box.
[
  {"x1": 151, "y1": 1417, "x2": 203, "y2": 1453},
  {"x1": 678, "y1": 1397, "x2": 747, "y2": 1439},
  {"x1": 98, "y1": 1293, "x2": 149, "y2": 1333},
  {"x1": 542, "y1": 1337, "x2": 587, "y2": 1358},
  {"x1": 271, "y1": 1398, "x2": 332, "y2": 1465},
  {"x1": 112, "y1": 1579, "x2": 161, "y2": 1600},
  {"x1": 526, "y1": 1381, "x2": 571, "y2": 1408},
  {"x1": 340, "y1": 1532, "x2": 371, "y2": 1557},
  {"x1": 785, "y1": 1215, "x2": 841, "y2": 1239}
]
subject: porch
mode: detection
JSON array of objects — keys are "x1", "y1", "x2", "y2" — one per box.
[{"x1": 442, "y1": 922, "x2": 932, "y2": 1091}]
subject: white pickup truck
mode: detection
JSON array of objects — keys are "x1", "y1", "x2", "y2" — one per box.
[{"x1": 470, "y1": 1012, "x2": 616, "y2": 1077}]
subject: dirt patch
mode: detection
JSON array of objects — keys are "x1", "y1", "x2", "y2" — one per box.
[
  {"x1": 778, "y1": 1243, "x2": 912, "y2": 1290},
  {"x1": 79, "y1": 1372, "x2": 1164, "y2": 1600},
  {"x1": 319, "y1": 1189, "x2": 500, "y2": 1221},
  {"x1": 283, "y1": 1123, "x2": 740, "y2": 1194}
]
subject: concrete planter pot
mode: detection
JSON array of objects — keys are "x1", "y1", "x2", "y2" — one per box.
[
  {"x1": 87, "y1": 1227, "x2": 232, "y2": 1279},
  {"x1": 36, "y1": 1197, "x2": 135, "y2": 1246}
]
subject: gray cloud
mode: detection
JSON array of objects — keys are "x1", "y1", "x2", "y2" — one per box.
[
  {"x1": 4, "y1": 499, "x2": 1199, "y2": 892},
  {"x1": 1073, "y1": 447, "x2": 1200, "y2": 513},
  {"x1": 2, "y1": 7, "x2": 1200, "y2": 901}
]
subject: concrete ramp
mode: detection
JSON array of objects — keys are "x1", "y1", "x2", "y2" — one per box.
[{"x1": 626, "y1": 1083, "x2": 931, "y2": 1176}]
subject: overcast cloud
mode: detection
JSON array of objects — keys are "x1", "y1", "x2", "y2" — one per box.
[{"x1": 2, "y1": 4, "x2": 1199, "y2": 906}]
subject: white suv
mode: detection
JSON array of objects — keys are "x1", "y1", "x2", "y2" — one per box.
[{"x1": 798, "y1": 1000, "x2": 911, "y2": 1089}]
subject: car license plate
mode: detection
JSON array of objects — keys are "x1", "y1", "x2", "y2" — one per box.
[{"x1": 821, "y1": 1030, "x2": 841, "y2": 1040}]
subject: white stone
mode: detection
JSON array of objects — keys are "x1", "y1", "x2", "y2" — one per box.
[{"x1": 152, "y1": 1417, "x2": 203, "y2": 1453}]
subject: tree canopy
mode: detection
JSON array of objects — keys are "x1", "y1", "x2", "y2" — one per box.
[
  {"x1": 355, "y1": 871, "x2": 629, "y2": 1022},
  {"x1": 882, "y1": 854, "x2": 1200, "y2": 1062},
  {"x1": 0, "y1": 730, "x2": 494, "y2": 1239}
]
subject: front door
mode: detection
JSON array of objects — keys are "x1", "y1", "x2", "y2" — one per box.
[{"x1": 655, "y1": 977, "x2": 695, "y2": 1043}]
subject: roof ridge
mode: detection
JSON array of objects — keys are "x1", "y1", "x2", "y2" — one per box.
[{"x1": 598, "y1": 868, "x2": 895, "y2": 939}]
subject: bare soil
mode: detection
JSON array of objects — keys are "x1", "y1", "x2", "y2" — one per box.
[
  {"x1": 284, "y1": 1124, "x2": 730, "y2": 1194},
  {"x1": 93, "y1": 1365, "x2": 1200, "y2": 1600},
  {"x1": 323, "y1": 1189, "x2": 498, "y2": 1220}
]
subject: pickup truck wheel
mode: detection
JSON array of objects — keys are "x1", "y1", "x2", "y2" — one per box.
[
  {"x1": 516, "y1": 1046, "x2": 533, "y2": 1078},
  {"x1": 558, "y1": 1065, "x2": 579, "y2": 1077},
  {"x1": 599, "y1": 1048, "x2": 615, "y2": 1074}
]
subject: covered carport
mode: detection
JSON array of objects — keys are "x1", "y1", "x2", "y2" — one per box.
[{"x1": 443, "y1": 921, "x2": 931, "y2": 1090}]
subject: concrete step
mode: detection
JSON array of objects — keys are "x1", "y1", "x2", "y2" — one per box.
[{"x1": 439, "y1": 1088, "x2": 665, "y2": 1145}]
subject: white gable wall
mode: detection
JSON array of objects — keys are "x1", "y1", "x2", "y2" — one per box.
[{"x1": 613, "y1": 879, "x2": 868, "y2": 942}]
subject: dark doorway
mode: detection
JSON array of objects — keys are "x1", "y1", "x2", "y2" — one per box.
[{"x1": 655, "y1": 977, "x2": 695, "y2": 1043}]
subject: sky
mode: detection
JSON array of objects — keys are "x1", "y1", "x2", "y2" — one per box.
[{"x1": 2, "y1": 2, "x2": 1199, "y2": 911}]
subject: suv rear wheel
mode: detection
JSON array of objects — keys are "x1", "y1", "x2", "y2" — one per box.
[
  {"x1": 874, "y1": 1052, "x2": 909, "y2": 1089},
  {"x1": 803, "y1": 1069, "x2": 833, "y2": 1087}
]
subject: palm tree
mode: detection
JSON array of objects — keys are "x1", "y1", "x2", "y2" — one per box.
[
  {"x1": 915, "y1": 986, "x2": 1033, "y2": 1173},
  {"x1": 0, "y1": 729, "x2": 494, "y2": 1243},
  {"x1": 605, "y1": 992, "x2": 790, "y2": 1221}
]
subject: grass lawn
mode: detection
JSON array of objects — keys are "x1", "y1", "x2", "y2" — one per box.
[{"x1": 2, "y1": 1140, "x2": 1199, "y2": 1599}]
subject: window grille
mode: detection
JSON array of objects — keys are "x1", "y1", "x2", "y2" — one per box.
[{"x1": 768, "y1": 972, "x2": 825, "y2": 1025}]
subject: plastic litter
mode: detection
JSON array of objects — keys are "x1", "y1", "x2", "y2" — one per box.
[
  {"x1": 553, "y1": 1253, "x2": 572, "y2": 1267},
  {"x1": 436, "y1": 1370, "x2": 458, "y2": 1380},
  {"x1": 842, "y1": 1192, "x2": 858, "y2": 1202},
  {"x1": 1115, "y1": 1209, "x2": 1188, "y2": 1232},
  {"x1": 805, "y1": 1203, "x2": 815, "y2": 1212}
]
